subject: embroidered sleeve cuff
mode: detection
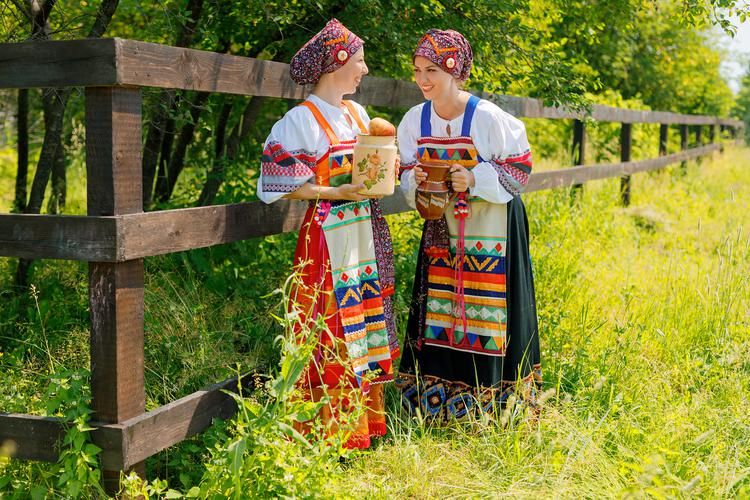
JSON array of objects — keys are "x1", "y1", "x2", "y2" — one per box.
[
  {"x1": 259, "y1": 141, "x2": 317, "y2": 203},
  {"x1": 490, "y1": 150, "x2": 532, "y2": 196}
]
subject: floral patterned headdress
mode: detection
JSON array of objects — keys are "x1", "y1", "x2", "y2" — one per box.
[
  {"x1": 413, "y1": 29, "x2": 473, "y2": 82},
  {"x1": 289, "y1": 18, "x2": 364, "y2": 85}
]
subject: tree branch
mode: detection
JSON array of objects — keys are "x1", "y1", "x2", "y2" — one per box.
[{"x1": 87, "y1": 0, "x2": 119, "y2": 38}]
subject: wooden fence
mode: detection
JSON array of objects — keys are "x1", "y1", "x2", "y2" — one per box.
[{"x1": 0, "y1": 37, "x2": 744, "y2": 493}]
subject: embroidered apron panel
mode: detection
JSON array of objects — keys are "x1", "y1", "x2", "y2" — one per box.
[
  {"x1": 301, "y1": 100, "x2": 392, "y2": 383},
  {"x1": 418, "y1": 96, "x2": 508, "y2": 356},
  {"x1": 322, "y1": 201, "x2": 392, "y2": 381}
]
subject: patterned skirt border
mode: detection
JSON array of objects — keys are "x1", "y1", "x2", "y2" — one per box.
[{"x1": 395, "y1": 365, "x2": 542, "y2": 422}]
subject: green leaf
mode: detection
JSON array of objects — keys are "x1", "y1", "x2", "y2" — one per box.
[
  {"x1": 73, "y1": 433, "x2": 85, "y2": 450},
  {"x1": 84, "y1": 443, "x2": 101, "y2": 456},
  {"x1": 228, "y1": 438, "x2": 247, "y2": 476},
  {"x1": 30, "y1": 484, "x2": 47, "y2": 500},
  {"x1": 179, "y1": 472, "x2": 192, "y2": 488},
  {"x1": 67, "y1": 480, "x2": 82, "y2": 498}
]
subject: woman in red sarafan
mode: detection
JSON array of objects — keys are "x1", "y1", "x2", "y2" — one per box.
[{"x1": 258, "y1": 19, "x2": 399, "y2": 449}]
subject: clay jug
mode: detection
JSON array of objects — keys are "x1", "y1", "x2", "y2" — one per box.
[{"x1": 415, "y1": 161, "x2": 453, "y2": 220}]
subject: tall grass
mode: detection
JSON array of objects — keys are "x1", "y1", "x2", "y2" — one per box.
[
  {"x1": 1, "y1": 145, "x2": 749, "y2": 497},
  {"x1": 335, "y1": 146, "x2": 750, "y2": 497}
]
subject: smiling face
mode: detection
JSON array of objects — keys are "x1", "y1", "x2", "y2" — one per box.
[
  {"x1": 413, "y1": 55, "x2": 459, "y2": 101},
  {"x1": 331, "y1": 47, "x2": 369, "y2": 95}
]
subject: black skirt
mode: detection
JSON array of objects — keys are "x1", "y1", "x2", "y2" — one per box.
[{"x1": 397, "y1": 196, "x2": 541, "y2": 421}]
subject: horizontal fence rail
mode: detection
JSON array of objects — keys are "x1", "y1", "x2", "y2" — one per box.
[
  {"x1": 0, "y1": 375, "x2": 245, "y2": 470},
  {"x1": 0, "y1": 36, "x2": 744, "y2": 494},
  {"x1": 0, "y1": 142, "x2": 723, "y2": 262}
]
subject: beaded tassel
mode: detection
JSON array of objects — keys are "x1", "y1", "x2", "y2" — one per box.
[{"x1": 451, "y1": 193, "x2": 470, "y2": 346}]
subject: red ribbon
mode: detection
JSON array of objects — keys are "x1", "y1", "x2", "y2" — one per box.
[{"x1": 313, "y1": 201, "x2": 332, "y2": 362}]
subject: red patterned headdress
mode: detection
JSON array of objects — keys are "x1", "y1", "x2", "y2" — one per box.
[
  {"x1": 289, "y1": 19, "x2": 364, "y2": 85},
  {"x1": 413, "y1": 29, "x2": 473, "y2": 82}
]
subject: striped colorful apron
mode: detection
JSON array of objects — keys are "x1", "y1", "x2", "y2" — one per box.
[{"x1": 419, "y1": 95, "x2": 509, "y2": 357}]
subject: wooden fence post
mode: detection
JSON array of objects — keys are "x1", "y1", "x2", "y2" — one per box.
[
  {"x1": 620, "y1": 123, "x2": 632, "y2": 206},
  {"x1": 571, "y1": 119, "x2": 585, "y2": 196},
  {"x1": 680, "y1": 124, "x2": 689, "y2": 172},
  {"x1": 85, "y1": 86, "x2": 145, "y2": 494},
  {"x1": 695, "y1": 126, "x2": 703, "y2": 165},
  {"x1": 709, "y1": 123, "x2": 718, "y2": 156},
  {"x1": 659, "y1": 124, "x2": 668, "y2": 157}
]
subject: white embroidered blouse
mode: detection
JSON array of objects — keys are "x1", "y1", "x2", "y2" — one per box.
[
  {"x1": 398, "y1": 98, "x2": 532, "y2": 207},
  {"x1": 258, "y1": 94, "x2": 370, "y2": 204}
]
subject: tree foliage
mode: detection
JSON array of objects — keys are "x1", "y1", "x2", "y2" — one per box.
[
  {"x1": 0, "y1": 0, "x2": 745, "y2": 215},
  {"x1": 733, "y1": 63, "x2": 750, "y2": 141}
]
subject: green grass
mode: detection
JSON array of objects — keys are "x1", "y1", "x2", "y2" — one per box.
[
  {"x1": 0, "y1": 146, "x2": 18, "y2": 210},
  {"x1": 1, "y1": 144, "x2": 749, "y2": 497},
  {"x1": 338, "y1": 145, "x2": 750, "y2": 498}
]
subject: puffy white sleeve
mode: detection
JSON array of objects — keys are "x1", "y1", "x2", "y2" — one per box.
[
  {"x1": 470, "y1": 102, "x2": 533, "y2": 203},
  {"x1": 397, "y1": 104, "x2": 423, "y2": 209},
  {"x1": 257, "y1": 107, "x2": 322, "y2": 204}
]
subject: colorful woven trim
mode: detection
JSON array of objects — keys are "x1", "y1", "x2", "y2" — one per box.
[
  {"x1": 323, "y1": 201, "x2": 394, "y2": 384},
  {"x1": 261, "y1": 141, "x2": 316, "y2": 193},
  {"x1": 396, "y1": 365, "x2": 543, "y2": 422},
  {"x1": 416, "y1": 137, "x2": 479, "y2": 168},
  {"x1": 491, "y1": 150, "x2": 532, "y2": 196}
]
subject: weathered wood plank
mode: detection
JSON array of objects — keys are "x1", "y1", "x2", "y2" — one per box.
[
  {"x1": 86, "y1": 86, "x2": 146, "y2": 491},
  {"x1": 680, "y1": 124, "x2": 689, "y2": 171},
  {"x1": 0, "y1": 414, "x2": 65, "y2": 463},
  {"x1": 620, "y1": 123, "x2": 633, "y2": 205},
  {"x1": 88, "y1": 260, "x2": 145, "y2": 423},
  {"x1": 572, "y1": 119, "x2": 586, "y2": 192},
  {"x1": 659, "y1": 124, "x2": 668, "y2": 156},
  {"x1": 115, "y1": 39, "x2": 309, "y2": 101},
  {"x1": 0, "y1": 376, "x2": 250, "y2": 469},
  {"x1": 0, "y1": 39, "x2": 117, "y2": 89},
  {"x1": 0, "y1": 413, "x2": 124, "y2": 469},
  {"x1": 0, "y1": 214, "x2": 117, "y2": 260},
  {"x1": 117, "y1": 193, "x2": 413, "y2": 260},
  {"x1": 86, "y1": 87, "x2": 143, "y2": 216},
  {"x1": 117, "y1": 39, "x2": 426, "y2": 108},
  {"x1": 351, "y1": 75, "x2": 424, "y2": 108},
  {"x1": 526, "y1": 144, "x2": 719, "y2": 192},
  {"x1": 118, "y1": 200, "x2": 309, "y2": 259},
  {"x1": 0, "y1": 143, "x2": 723, "y2": 264},
  {"x1": 112, "y1": 377, "x2": 242, "y2": 470},
  {"x1": 115, "y1": 144, "x2": 716, "y2": 259}
]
